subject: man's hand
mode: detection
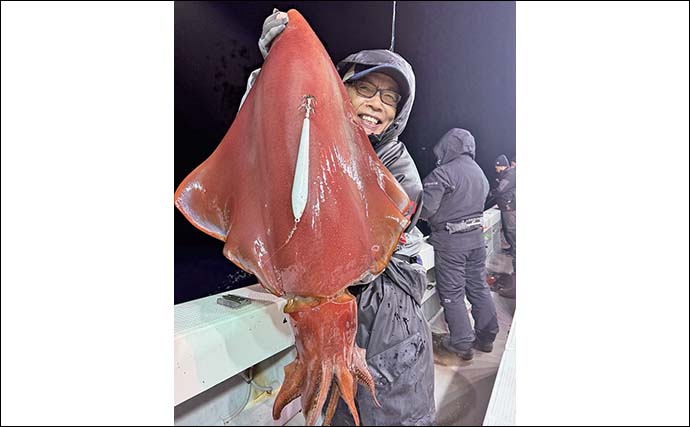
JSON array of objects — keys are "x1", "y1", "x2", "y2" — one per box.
[{"x1": 259, "y1": 9, "x2": 288, "y2": 59}]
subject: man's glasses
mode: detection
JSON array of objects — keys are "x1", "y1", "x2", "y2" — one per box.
[{"x1": 348, "y1": 80, "x2": 402, "y2": 107}]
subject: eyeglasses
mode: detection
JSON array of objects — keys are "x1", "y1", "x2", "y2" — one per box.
[{"x1": 348, "y1": 80, "x2": 402, "y2": 107}]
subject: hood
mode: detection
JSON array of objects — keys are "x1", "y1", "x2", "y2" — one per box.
[
  {"x1": 432, "y1": 128, "x2": 476, "y2": 165},
  {"x1": 336, "y1": 49, "x2": 416, "y2": 146}
]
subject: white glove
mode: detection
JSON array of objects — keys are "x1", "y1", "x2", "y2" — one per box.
[{"x1": 258, "y1": 9, "x2": 288, "y2": 59}]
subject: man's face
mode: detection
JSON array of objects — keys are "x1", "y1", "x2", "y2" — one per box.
[
  {"x1": 496, "y1": 166, "x2": 507, "y2": 174},
  {"x1": 345, "y1": 72, "x2": 399, "y2": 136}
]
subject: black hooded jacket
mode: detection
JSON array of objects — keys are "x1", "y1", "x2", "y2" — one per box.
[
  {"x1": 494, "y1": 166, "x2": 516, "y2": 211},
  {"x1": 420, "y1": 128, "x2": 490, "y2": 251}
]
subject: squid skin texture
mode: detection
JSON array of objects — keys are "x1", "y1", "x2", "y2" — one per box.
[
  {"x1": 274, "y1": 293, "x2": 379, "y2": 426},
  {"x1": 174, "y1": 9, "x2": 409, "y2": 426}
]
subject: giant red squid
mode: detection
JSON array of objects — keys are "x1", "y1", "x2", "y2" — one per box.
[{"x1": 174, "y1": 9, "x2": 412, "y2": 426}]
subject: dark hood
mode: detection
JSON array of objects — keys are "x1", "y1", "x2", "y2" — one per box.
[
  {"x1": 336, "y1": 49, "x2": 416, "y2": 146},
  {"x1": 432, "y1": 128, "x2": 476, "y2": 165}
]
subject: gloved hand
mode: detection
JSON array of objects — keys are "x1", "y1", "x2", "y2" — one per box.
[{"x1": 258, "y1": 8, "x2": 288, "y2": 59}]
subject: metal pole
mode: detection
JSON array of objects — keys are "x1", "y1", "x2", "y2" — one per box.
[{"x1": 389, "y1": 1, "x2": 397, "y2": 52}]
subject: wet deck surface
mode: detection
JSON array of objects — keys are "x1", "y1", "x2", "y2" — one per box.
[{"x1": 432, "y1": 250, "x2": 515, "y2": 426}]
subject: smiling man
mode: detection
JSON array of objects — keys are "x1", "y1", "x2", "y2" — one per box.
[{"x1": 345, "y1": 74, "x2": 398, "y2": 135}]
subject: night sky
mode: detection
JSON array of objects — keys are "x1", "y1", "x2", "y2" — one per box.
[{"x1": 174, "y1": 1, "x2": 516, "y2": 304}]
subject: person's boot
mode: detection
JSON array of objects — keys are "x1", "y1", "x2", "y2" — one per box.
[
  {"x1": 441, "y1": 336, "x2": 474, "y2": 360},
  {"x1": 473, "y1": 339, "x2": 494, "y2": 353}
]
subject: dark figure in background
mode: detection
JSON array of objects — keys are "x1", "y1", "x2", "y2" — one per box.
[
  {"x1": 493, "y1": 155, "x2": 516, "y2": 270},
  {"x1": 253, "y1": 10, "x2": 436, "y2": 426},
  {"x1": 490, "y1": 154, "x2": 516, "y2": 299},
  {"x1": 420, "y1": 128, "x2": 499, "y2": 361}
]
